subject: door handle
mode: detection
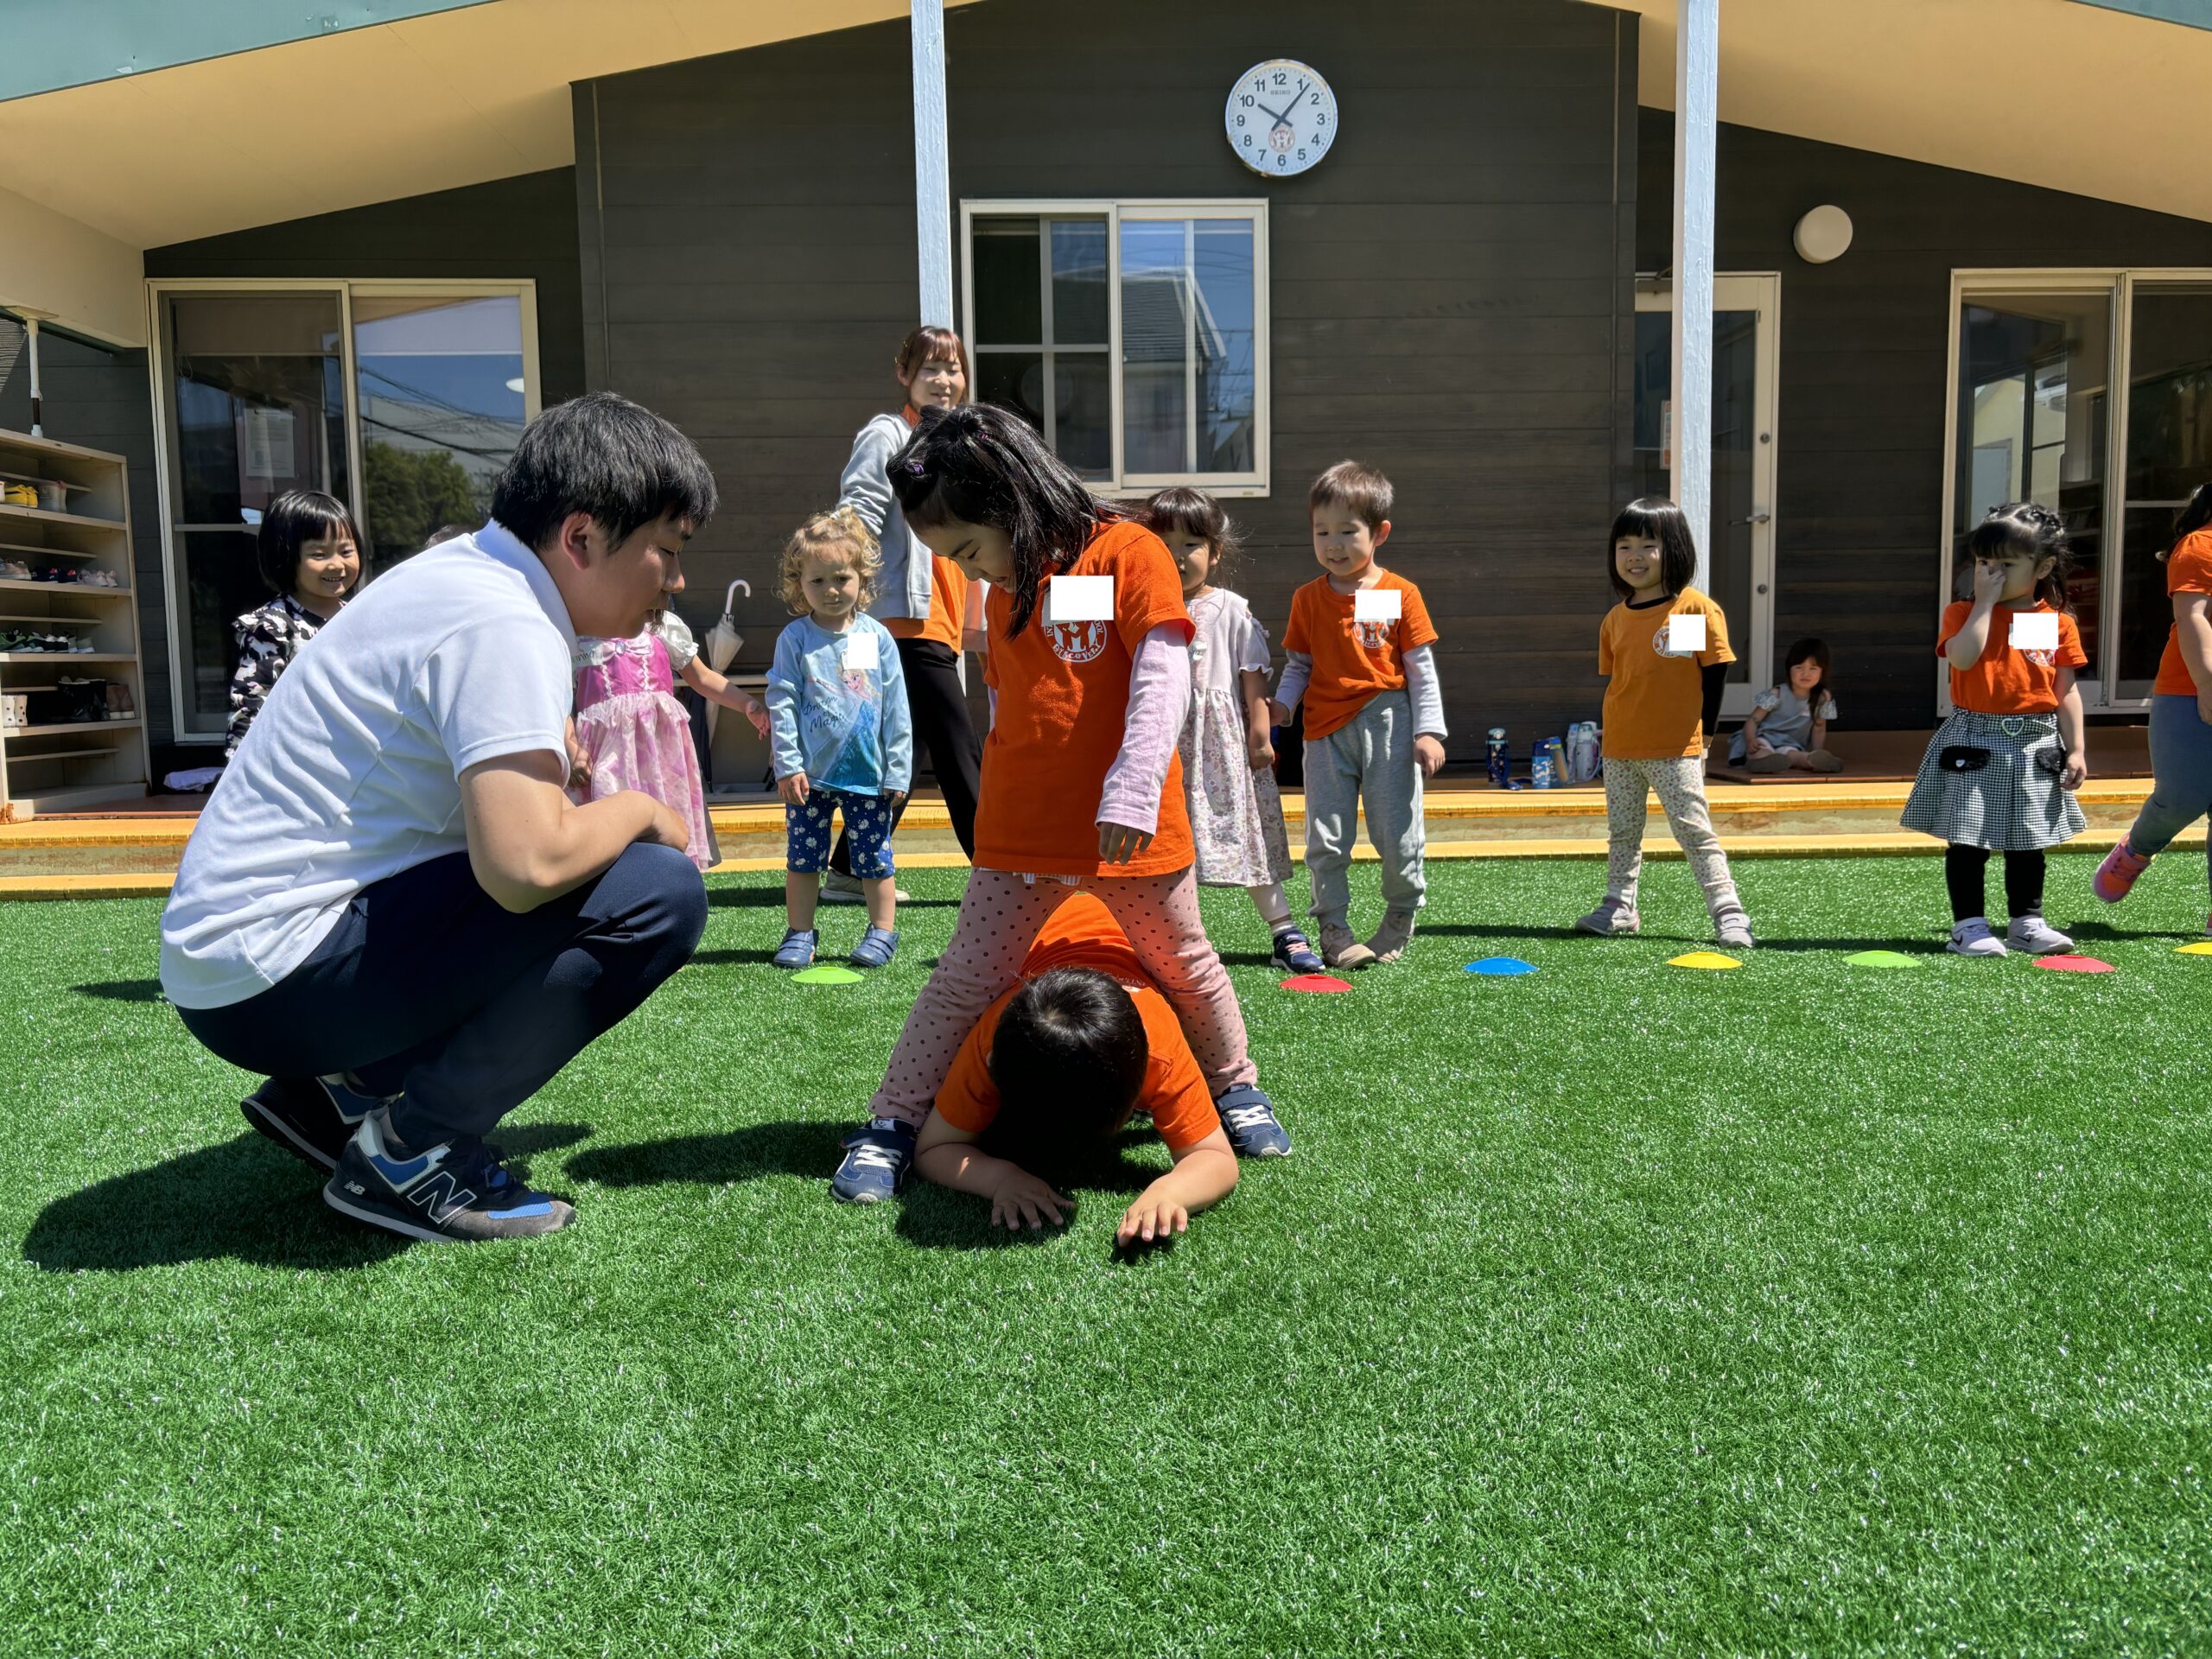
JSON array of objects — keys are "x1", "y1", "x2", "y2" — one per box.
[{"x1": 1734, "y1": 510, "x2": 1772, "y2": 525}]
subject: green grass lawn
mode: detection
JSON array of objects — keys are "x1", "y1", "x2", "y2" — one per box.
[{"x1": 3, "y1": 854, "x2": 2209, "y2": 1656}]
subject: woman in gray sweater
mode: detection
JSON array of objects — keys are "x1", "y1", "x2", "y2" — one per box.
[{"x1": 823, "y1": 326, "x2": 986, "y2": 903}]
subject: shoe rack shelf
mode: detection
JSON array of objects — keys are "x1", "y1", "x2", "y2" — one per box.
[{"x1": 0, "y1": 430, "x2": 149, "y2": 818}]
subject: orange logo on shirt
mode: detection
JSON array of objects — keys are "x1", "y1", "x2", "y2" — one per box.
[
  {"x1": 1353, "y1": 619, "x2": 1392, "y2": 650},
  {"x1": 1651, "y1": 622, "x2": 1698, "y2": 660},
  {"x1": 1046, "y1": 620, "x2": 1110, "y2": 664}
]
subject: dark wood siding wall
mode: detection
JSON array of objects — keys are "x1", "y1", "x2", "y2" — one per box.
[
  {"x1": 1637, "y1": 110, "x2": 2212, "y2": 728},
  {"x1": 579, "y1": 0, "x2": 1640, "y2": 752}
]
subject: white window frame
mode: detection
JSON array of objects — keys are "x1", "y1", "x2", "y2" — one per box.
[
  {"x1": 1937, "y1": 266, "x2": 2212, "y2": 714},
  {"x1": 145, "y1": 276, "x2": 542, "y2": 743},
  {"x1": 959, "y1": 199, "x2": 1270, "y2": 497}
]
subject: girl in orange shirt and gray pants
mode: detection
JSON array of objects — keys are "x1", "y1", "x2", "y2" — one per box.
[
  {"x1": 830, "y1": 405, "x2": 1289, "y2": 1204},
  {"x1": 1578, "y1": 498, "x2": 1755, "y2": 949}
]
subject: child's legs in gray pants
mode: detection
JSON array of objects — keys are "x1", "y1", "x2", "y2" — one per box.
[
  {"x1": 1304, "y1": 692, "x2": 1425, "y2": 925},
  {"x1": 1648, "y1": 754, "x2": 1745, "y2": 922},
  {"x1": 1601, "y1": 757, "x2": 1652, "y2": 910},
  {"x1": 1359, "y1": 692, "x2": 1425, "y2": 914},
  {"x1": 2127, "y1": 695, "x2": 2212, "y2": 887}
]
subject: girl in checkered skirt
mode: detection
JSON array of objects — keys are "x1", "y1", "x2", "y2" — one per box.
[{"x1": 1901, "y1": 502, "x2": 2088, "y2": 957}]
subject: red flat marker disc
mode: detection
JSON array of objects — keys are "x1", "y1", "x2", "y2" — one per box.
[
  {"x1": 2033, "y1": 955, "x2": 2115, "y2": 974},
  {"x1": 1280, "y1": 974, "x2": 1353, "y2": 994}
]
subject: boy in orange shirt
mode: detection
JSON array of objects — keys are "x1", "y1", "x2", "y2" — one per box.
[
  {"x1": 1271, "y1": 461, "x2": 1446, "y2": 969},
  {"x1": 913, "y1": 893, "x2": 1243, "y2": 1245}
]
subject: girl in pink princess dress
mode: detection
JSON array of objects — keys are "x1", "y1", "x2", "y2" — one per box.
[{"x1": 570, "y1": 609, "x2": 771, "y2": 872}]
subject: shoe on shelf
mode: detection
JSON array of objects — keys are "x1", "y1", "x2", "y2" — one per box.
[
  {"x1": 773, "y1": 928, "x2": 818, "y2": 969},
  {"x1": 1575, "y1": 898, "x2": 1641, "y2": 937},
  {"x1": 1714, "y1": 911, "x2": 1756, "y2": 950},
  {"x1": 2092, "y1": 837, "x2": 2151, "y2": 905},
  {"x1": 323, "y1": 1112, "x2": 573, "y2": 1242},
  {"x1": 1365, "y1": 909, "x2": 1419, "y2": 963},
  {"x1": 2005, "y1": 912, "x2": 2075, "y2": 956},
  {"x1": 1318, "y1": 922, "x2": 1376, "y2": 972},
  {"x1": 240, "y1": 1073, "x2": 390, "y2": 1172},
  {"x1": 849, "y1": 925, "x2": 899, "y2": 969},
  {"x1": 1213, "y1": 1084, "x2": 1292, "y2": 1159},
  {"x1": 832, "y1": 1117, "x2": 916, "y2": 1203},
  {"x1": 1268, "y1": 925, "x2": 1325, "y2": 976},
  {"x1": 1948, "y1": 918, "x2": 2009, "y2": 958}
]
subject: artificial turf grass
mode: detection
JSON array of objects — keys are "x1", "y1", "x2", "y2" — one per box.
[{"x1": 2, "y1": 855, "x2": 2209, "y2": 1656}]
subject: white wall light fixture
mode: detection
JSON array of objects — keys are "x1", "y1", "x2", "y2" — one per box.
[{"x1": 1793, "y1": 205, "x2": 1853, "y2": 264}]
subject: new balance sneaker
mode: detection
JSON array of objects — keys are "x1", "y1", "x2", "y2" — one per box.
[
  {"x1": 1318, "y1": 922, "x2": 1376, "y2": 971},
  {"x1": 1269, "y1": 926, "x2": 1326, "y2": 976},
  {"x1": 1214, "y1": 1084, "x2": 1292, "y2": 1159},
  {"x1": 832, "y1": 1116, "x2": 916, "y2": 1204},
  {"x1": 1575, "y1": 897, "x2": 1641, "y2": 937},
  {"x1": 239, "y1": 1074, "x2": 390, "y2": 1173},
  {"x1": 1365, "y1": 909, "x2": 1418, "y2": 963},
  {"x1": 2005, "y1": 913, "x2": 2075, "y2": 956},
  {"x1": 2092, "y1": 837, "x2": 2151, "y2": 904},
  {"x1": 323, "y1": 1114, "x2": 573, "y2": 1242},
  {"x1": 1948, "y1": 918, "x2": 2009, "y2": 958}
]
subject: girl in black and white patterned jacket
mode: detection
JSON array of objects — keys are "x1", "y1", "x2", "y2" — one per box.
[{"x1": 226, "y1": 491, "x2": 362, "y2": 759}]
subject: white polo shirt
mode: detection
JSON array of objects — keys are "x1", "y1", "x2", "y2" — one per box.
[{"x1": 159, "y1": 521, "x2": 575, "y2": 1010}]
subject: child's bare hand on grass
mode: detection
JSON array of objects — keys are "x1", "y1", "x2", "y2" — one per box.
[
  {"x1": 989, "y1": 1168, "x2": 1070, "y2": 1230},
  {"x1": 1116, "y1": 1194, "x2": 1189, "y2": 1248}
]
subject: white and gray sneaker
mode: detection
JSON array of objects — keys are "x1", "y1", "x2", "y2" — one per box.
[
  {"x1": 1575, "y1": 897, "x2": 1641, "y2": 937},
  {"x1": 2005, "y1": 913, "x2": 2075, "y2": 956},
  {"x1": 1948, "y1": 918, "x2": 2010, "y2": 957},
  {"x1": 1714, "y1": 911, "x2": 1755, "y2": 950}
]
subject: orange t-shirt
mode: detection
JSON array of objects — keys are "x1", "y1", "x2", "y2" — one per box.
[
  {"x1": 884, "y1": 557, "x2": 974, "y2": 651},
  {"x1": 2152, "y1": 529, "x2": 2212, "y2": 697},
  {"x1": 1936, "y1": 600, "x2": 2085, "y2": 714},
  {"x1": 1281, "y1": 571, "x2": 1440, "y2": 740},
  {"x1": 1597, "y1": 588, "x2": 1735, "y2": 758},
  {"x1": 975, "y1": 519, "x2": 1195, "y2": 878},
  {"x1": 934, "y1": 894, "x2": 1217, "y2": 1154}
]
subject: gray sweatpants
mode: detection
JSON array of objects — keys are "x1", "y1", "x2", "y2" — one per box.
[{"x1": 1304, "y1": 690, "x2": 1425, "y2": 925}]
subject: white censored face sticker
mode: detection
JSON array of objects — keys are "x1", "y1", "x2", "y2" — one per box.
[
  {"x1": 842, "y1": 630, "x2": 879, "y2": 671},
  {"x1": 2010, "y1": 611, "x2": 2059, "y2": 651},
  {"x1": 1047, "y1": 574, "x2": 1115, "y2": 624},
  {"x1": 1666, "y1": 613, "x2": 1707, "y2": 653},
  {"x1": 1353, "y1": 588, "x2": 1402, "y2": 624}
]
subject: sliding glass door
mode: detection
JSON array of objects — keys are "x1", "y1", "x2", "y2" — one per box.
[{"x1": 153, "y1": 282, "x2": 539, "y2": 741}]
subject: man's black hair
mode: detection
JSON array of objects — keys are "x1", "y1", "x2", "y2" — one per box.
[{"x1": 489, "y1": 391, "x2": 717, "y2": 551}]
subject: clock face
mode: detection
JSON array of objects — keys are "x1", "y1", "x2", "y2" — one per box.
[{"x1": 1226, "y1": 59, "x2": 1337, "y2": 178}]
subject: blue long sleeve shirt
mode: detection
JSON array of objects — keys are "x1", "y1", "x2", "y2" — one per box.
[{"x1": 766, "y1": 613, "x2": 912, "y2": 795}]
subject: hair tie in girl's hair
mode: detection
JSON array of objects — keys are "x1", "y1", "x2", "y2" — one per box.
[{"x1": 906, "y1": 456, "x2": 928, "y2": 474}]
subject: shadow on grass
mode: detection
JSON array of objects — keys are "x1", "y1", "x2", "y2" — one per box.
[
  {"x1": 21, "y1": 1121, "x2": 591, "y2": 1273},
  {"x1": 2067, "y1": 918, "x2": 2202, "y2": 944},
  {"x1": 893, "y1": 1141, "x2": 1160, "y2": 1253},
  {"x1": 1418, "y1": 922, "x2": 1593, "y2": 942},
  {"x1": 566, "y1": 1119, "x2": 848, "y2": 1186},
  {"x1": 72, "y1": 979, "x2": 166, "y2": 1003}
]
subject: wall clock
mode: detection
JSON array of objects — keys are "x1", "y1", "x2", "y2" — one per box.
[{"x1": 1226, "y1": 59, "x2": 1337, "y2": 177}]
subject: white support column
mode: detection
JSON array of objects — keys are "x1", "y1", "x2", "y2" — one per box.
[
  {"x1": 1670, "y1": 0, "x2": 1719, "y2": 588},
  {"x1": 912, "y1": 0, "x2": 954, "y2": 328}
]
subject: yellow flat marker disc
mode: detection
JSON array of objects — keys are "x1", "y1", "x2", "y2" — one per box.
[
  {"x1": 2176, "y1": 941, "x2": 2212, "y2": 956},
  {"x1": 1667, "y1": 950, "x2": 1742, "y2": 970}
]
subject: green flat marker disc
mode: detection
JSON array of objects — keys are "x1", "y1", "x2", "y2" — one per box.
[
  {"x1": 793, "y1": 964, "x2": 863, "y2": 985},
  {"x1": 1667, "y1": 950, "x2": 1740, "y2": 971},
  {"x1": 1845, "y1": 950, "x2": 1923, "y2": 969},
  {"x1": 2176, "y1": 941, "x2": 2212, "y2": 956}
]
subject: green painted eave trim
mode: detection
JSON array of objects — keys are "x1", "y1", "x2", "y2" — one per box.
[
  {"x1": 2071, "y1": 0, "x2": 2212, "y2": 31},
  {"x1": 0, "y1": 0, "x2": 501, "y2": 104}
]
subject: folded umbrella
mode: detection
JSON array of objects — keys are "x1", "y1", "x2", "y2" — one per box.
[{"x1": 702, "y1": 578, "x2": 750, "y2": 739}]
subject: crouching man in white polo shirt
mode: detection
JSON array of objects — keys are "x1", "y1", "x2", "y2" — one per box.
[{"x1": 159, "y1": 393, "x2": 713, "y2": 1243}]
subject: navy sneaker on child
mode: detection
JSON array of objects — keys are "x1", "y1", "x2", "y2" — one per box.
[
  {"x1": 323, "y1": 1111, "x2": 573, "y2": 1242},
  {"x1": 849, "y1": 925, "x2": 899, "y2": 969},
  {"x1": 773, "y1": 928, "x2": 818, "y2": 969},
  {"x1": 1269, "y1": 926, "x2": 1326, "y2": 976},
  {"x1": 1213, "y1": 1084, "x2": 1293, "y2": 1159},
  {"x1": 832, "y1": 1116, "x2": 917, "y2": 1203}
]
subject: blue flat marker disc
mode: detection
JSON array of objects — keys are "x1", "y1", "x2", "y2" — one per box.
[{"x1": 1464, "y1": 957, "x2": 1538, "y2": 976}]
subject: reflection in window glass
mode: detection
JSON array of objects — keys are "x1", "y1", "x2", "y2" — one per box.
[
  {"x1": 971, "y1": 214, "x2": 1112, "y2": 481},
  {"x1": 353, "y1": 295, "x2": 527, "y2": 575},
  {"x1": 1119, "y1": 219, "x2": 1256, "y2": 479},
  {"x1": 2116, "y1": 283, "x2": 2212, "y2": 692}
]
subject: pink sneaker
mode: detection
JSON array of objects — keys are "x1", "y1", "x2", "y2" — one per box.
[{"x1": 2092, "y1": 838, "x2": 2150, "y2": 904}]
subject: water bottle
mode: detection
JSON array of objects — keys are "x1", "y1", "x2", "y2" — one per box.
[
  {"x1": 1485, "y1": 727, "x2": 1510, "y2": 788},
  {"x1": 1569, "y1": 721, "x2": 1599, "y2": 784},
  {"x1": 1531, "y1": 739, "x2": 1558, "y2": 789}
]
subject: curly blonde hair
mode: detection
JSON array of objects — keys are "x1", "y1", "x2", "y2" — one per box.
[{"x1": 779, "y1": 505, "x2": 881, "y2": 614}]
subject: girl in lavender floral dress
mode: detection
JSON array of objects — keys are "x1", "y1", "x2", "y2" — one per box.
[
  {"x1": 571, "y1": 609, "x2": 770, "y2": 872},
  {"x1": 1141, "y1": 489, "x2": 1325, "y2": 977}
]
